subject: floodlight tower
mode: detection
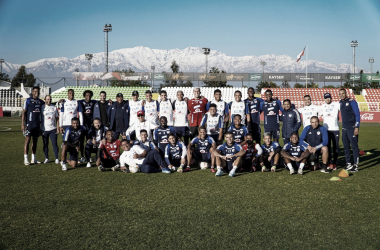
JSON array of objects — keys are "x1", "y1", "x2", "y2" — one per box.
[
  {"x1": 351, "y1": 40, "x2": 358, "y2": 87},
  {"x1": 202, "y1": 48, "x2": 210, "y2": 73},
  {"x1": 103, "y1": 24, "x2": 112, "y2": 73},
  {"x1": 151, "y1": 65, "x2": 155, "y2": 88},
  {"x1": 369, "y1": 57, "x2": 374, "y2": 75},
  {"x1": 0, "y1": 59, "x2": 4, "y2": 74},
  {"x1": 260, "y1": 60, "x2": 266, "y2": 74},
  {"x1": 85, "y1": 54, "x2": 93, "y2": 86}
]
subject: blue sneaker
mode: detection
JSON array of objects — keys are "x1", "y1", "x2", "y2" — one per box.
[
  {"x1": 162, "y1": 167, "x2": 171, "y2": 174},
  {"x1": 229, "y1": 168, "x2": 236, "y2": 177},
  {"x1": 215, "y1": 169, "x2": 223, "y2": 177}
]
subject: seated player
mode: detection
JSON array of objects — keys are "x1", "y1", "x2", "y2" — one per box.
[
  {"x1": 299, "y1": 116, "x2": 330, "y2": 173},
  {"x1": 260, "y1": 133, "x2": 281, "y2": 172},
  {"x1": 61, "y1": 117, "x2": 86, "y2": 171},
  {"x1": 85, "y1": 118, "x2": 106, "y2": 168},
  {"x1": 126, "y1": 110, "x2": 158, "y2": 141},
  {"x1": 213, "y1": 132, "x2": 245, "y2": 177},
  {"x1": 281, "y1": 132, "x2": 310, "y2": 175},
  {"x1": 119, "y1": 140, "x2": 170, "y2": 174},
  {"x1": 187, "y1": 126, "x2": 217, "y2": 172},
  {"x1": 165, "y1": 133, "x2": 187, "y2": 172},
  {"x1": 154, "y1": 116, "x2": 176, "y2": 157},
  {"x1": 96, "y1": 130, "x2": 121, "y2": 172},
  {"x1": 227, "y1": 114, "x2": 248, "y2": 145},
  {"x1": 133, "y1": 129, "x2": 159, "y2": 152},
  {"x1": 200, "y1": 103, "x2": 223, "y2": 144},
  {"x1": 241, "y1": 133, "x2": 263, "y2": 172}
]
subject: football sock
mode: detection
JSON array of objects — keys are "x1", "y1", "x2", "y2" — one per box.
[
  {"x1": 300, "y1": 163, "x2": 305, "y2": 170},
  {"x1": 217, "y1": 166, "x2": 221, "y2": 170},
  {"x1": 31, "y1": 154, "x2": 36, "y2": 161},
  {"x1": 232, "y1": 165, "x2": 237, "y2": 169},
  {"x1": 287, "y1": 163, "x2": 294, "y2": 170},
  {"x1": 24, "y1": 154, "x2": 28, "y2": 160},
  {"x1": 180, "y1": 164, "x2": 185, "y2": 168}
]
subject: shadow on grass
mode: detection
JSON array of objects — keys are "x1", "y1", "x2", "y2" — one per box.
[{"x1": 357, "y1": 148, "x2": 380, "y2": 171}]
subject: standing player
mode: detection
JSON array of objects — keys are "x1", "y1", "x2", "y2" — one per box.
[
  {"x1": 84, "y1": 118, "x2": 106, "y2": 168},
  {"x1": 281, "y1": 132, "x2": 310, "y2": 175},
  {"x1": 165, "y1": 133, "x2": 187, "y2": 172},
  {"x1": 213, "y1": 131, "x2": 245, "y2": 177},
  {"x1": 187, "y1": 126, "x2": 216, "y2": 172},
  {"x1": 109, "y1": 93, "x2": 130, "y2": 140},
  {"x1": 241, "y1": 133, "x2": 263, "y2": 172},
  {"x1": 143, "y1": 90, "x2": 160, "y2": 126},
  {"x1": 79, "y1": 90, "x2": 97, "y2": 162},
  {"x1": 281, "y1": 99, "x2": 301, "y2": 144},
  {"x1": 188, "y1": 87, "x2": 208, "y2": 139},
  {"x1": 22, "y1": 86, "x2": 45, "y2": 165},
  {"x1": 260, "y1": 89, "x2": 283, "y2": 142},
  {"x1": 229, "y1": 90, "x2": 250, "y2": 126},
  {"x1": 319, "y1": 93, "x2": 340, "y2": 170},
  {"x1": 154, "y1": 116, "x2": 176, "y2": 157},
  {"x1": 159, "y1": 90, "x2": 174, "y2": 126},
  {"x1": 299, "y1": 116, "x2": 330, "y2": 173},
  {"x1": 128, "y1": 91, "x2": 145, "y2": 140},
  {"x1": 96, "y1": 130, "x2": 121, "y2": 172},
  {"x1": 41, "y1": 95, "x2": 60, "y2": 164},
  {"x1": 125, "y1": 111, "x2": 158, "y2": 141},
  {"x1": 206, "y1": 89, "x2": 229, "y2": 133},
  {"x1": 298, "y1": 95, "x2": 319, "y2": 128},
  {"x1": 93, "y1": 91, "x2": 112, "y2": 129},
  {"x1": 339, "y1": 89, "x2": 360, "y2": 172},
  {"x1": 227, "y1": 114, "x2": 249, "y2": 145},
  {"x1": 61, "y1": 117, "x2": 86, "y2": 171},
  {"x1": 260, "y1": 133, "x2": 282, "y2": 172},
  {"x1": 244, "y1": 87, "x2": 264, "y2": 143},
  {"x1": 172, "y1": 90, "x2": 190, "y2": 145},
  {"x1": 200, "y1": 103, "x2": 224, "y2": 143},
  {"x1": 59, "y1": 89, "x2": 83, "y2": 134}
]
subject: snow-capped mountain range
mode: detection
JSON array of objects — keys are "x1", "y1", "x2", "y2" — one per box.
[{"x1": 2, "y1": 46, "x2": 362, "y2": 77}]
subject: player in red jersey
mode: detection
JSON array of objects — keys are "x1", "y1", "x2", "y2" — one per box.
[
  {"x1": 96, "y1": 130, "x2": 121, "y2": 172},
  {"x1": 188, "y1": 87, "x2": 208, "y2": 139},
  {"x1": 242, "y1": 133, "x2": 263, "y2": 172}
]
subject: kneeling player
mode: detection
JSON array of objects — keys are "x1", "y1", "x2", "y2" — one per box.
[
  {"x1": 61, "y1": 117, "x2": 86, "y2": 171},
  {"x1": 259, "y1": 133, "x2": 281, "y2": 172},
  {"x1": 213, "y1": 132, "x2": 245, "y2": 177},
  {"x1": 242, "y1": 133, "x2": 263, "y2": 172},
  {"x1": 85, "y1": 118, "x2": 106, "y2": 168},
  {"x1": 187, "y1": 126, "x2": 216, "y2": 172},
  {"x1": 165, "y1": 133, "x2": 188, "y2": 173},
  {"x1": 281, "y1": 132, "x2": 310, "y2": 175},
  {"x1": 96, "y1": 130, "x2": 121, "y2": 172}
]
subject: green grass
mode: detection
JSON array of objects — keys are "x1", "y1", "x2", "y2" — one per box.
[{"x1": 1, "y1": 118, "x2": 380, "y2": 249}]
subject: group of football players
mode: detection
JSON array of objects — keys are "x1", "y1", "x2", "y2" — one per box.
[{"x1": 22, "y1": 85, "x2": 360, "y2": 176}]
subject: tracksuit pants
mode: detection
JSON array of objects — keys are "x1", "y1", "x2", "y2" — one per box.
[
  {"x1": 141, "y1": 150, "x2": 168, "y2": 173},
  {"x1": 327, "y1": 130, "x2": 339, "y2": 165},
  {"x1": 342, "y1": 127, "x2": 359, "y2": 165},
  {"x1": 42, "y1": 130, "x2": 59, "y2": 159},
  {"x1": 85, "y1": 144, "x2": 98, "y2": 162}
]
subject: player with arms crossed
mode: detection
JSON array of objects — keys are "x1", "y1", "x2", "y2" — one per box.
[
  {"x1": 298, "y1": 95, "x2": 319, "y2": 128},
  {"x1": 79, "y1": 90, "x2": 97, "y2": 162},
  {"x1": 200, "y1": 103, "x2": 224, "y2": 144},
  {"x1": 281, "y1": 99, "x2": 301, "y2": 144},
  {"x1": 143, "y1": 90, "x2": 160, "y2": 126},
  {"x1": 281, "y1": 132, "x2": 310, "y2": 175},
  {"x1": 59, "y1": 89, "x2": 83, "y2": 135},
  {"x1": 172, "y1": 90, "x2": 190, "y2": 145},
  {"x1": 159, "y1": 90, "x2": 174, "y2": 126},
  {"x1": 260, "y1": 133, "x2": 282, "y2": 172},
  {"x1": 229, "y1": 90, "x2": 250, "y2": 126},
  {"x1": 260, "y1": 89, "x2": 283, "y2": 142},
  {"x1": 244, "y1": 87, "x2": 264, "y2": 143},
  {"x1": 206, "y1": 89, "x2": 229, "y2": 133},
  {"x1": 188, "y1": 87, "x2": 208, "y2": 139},
  {"x1": 241, "y1": 133, "x2": 263, "y2": 172},
  {"x1": 109, "y1": 93, "x2": 130, "y2": 140},
  {"x1": 93, "y1": 91, "x2": 112, "y2": 129}
]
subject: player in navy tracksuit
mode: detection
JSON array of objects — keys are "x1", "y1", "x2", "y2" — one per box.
[
  {"x1": 260, "y1": 133, "x2": 282, "y2": 172},
  {"x1": 260, "y1": 89, "x2": 283, "y2": 142},
  {"x1": 154, "y1": 116, "x2": 176, "y2": 157},
  {"x1": 339, "y1": 89, "x2": 360, "y2": 172},
  {"x1": 244, "y1": 87, "x2": 264, "y2": 144},
  {"x1": 85, "y1": 118, "x2": 106, "y2": 167},
  {"x1": 187, "y1": 126, "x2": 216, "y2": 171},
  {"x1": 109, "y1": 93, "x2": 130, "y2": 140},
  {"x1": 299, "y1": 116, "x2": 330, "y2": 173},
  {"x1": 281, "y1": 99, "x2": 301, "y2": 144},
  {"x1": 281, "y1": 132, "x2": 310, "y2": 175},
  {"x1": 61, "y1": 117, "x2": 86, "y2": 170},
  {"x1": 227, "y1": 114, "x2": 249, "y2": 145}
]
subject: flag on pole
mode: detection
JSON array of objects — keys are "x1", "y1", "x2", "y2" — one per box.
[{"x1": 297, "y1": 46, "x2": 306, "y2": 62}]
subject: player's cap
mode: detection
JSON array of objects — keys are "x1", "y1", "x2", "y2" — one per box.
[
  {"x1": 324, "y1": 93, "x2": 331, "y2": 99},
  {"x1": 116, "y1": 93, "x2": 123, "y2": 98},
  {"x1": 132, "y1": 91, "x2": 139, "y2": 96},
  {"x1": 137, "y1": 110, "x2": 145, "y2": 116}
]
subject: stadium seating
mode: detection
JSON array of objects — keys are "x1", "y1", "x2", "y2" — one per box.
[
  {"x1": 51, "y1": 86, "x2": 152, "y2": 102},
  {"x1": 363, "y1": 89, "x2": 380, "y2": 111},
  {"x1": 0, "y1": 89, "x2": 23, "y2": 108}
]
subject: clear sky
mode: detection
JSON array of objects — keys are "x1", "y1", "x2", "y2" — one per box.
[{"x1": 0, "y1": 0, "x2": 379, "y2": 72}]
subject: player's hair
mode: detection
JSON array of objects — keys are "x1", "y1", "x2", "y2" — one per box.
[
  {"x1": 159, "y1": 116, "x2": 167, "y2": 122},
  {"x1": 100, "y1": 91, "x2": 106, "y2": 96},
  {"x1": 140, "y1": 129, "x2": 147, "y2": 134},
  {"x1": 234, "y1": 114, "x2": 242, "y2": 119},
  {"x1": 224, "y1": 132, "x2": 234, "y2": 138},
  {"x1": 168, "y1": 133, "x2": 177, "y2": 140},
  {"x1": 248, "y1": 87, "x2": 255, "y2": 92},
  {"x1": 339, "y1": 88, "x2": 347, "y2": 93},
  {"x1": 145, "y1": 90, "x2": 152, "y2": 94},
  {"x1": 193, "y1": 87, "x2": 200, "y2": 92},
  {"x1": 198, "y1": 126, "x2": 206, "y2": 132},
  {"x1": 283, "y1": 99, "x2": 291, "y2": 104},
  {"x1": 83, "y1": 90, "x2": 93, "y2": 98},
  {"x1": 304, "y1": 95, "x2": 311, "y2": 99},
  {"x1": 177, "y1": 90, "x2": 184, "y2": 94},
  {"x1": 160, "y1": 90, "x2": 167, "y2": 95},
  {"x1": 246, "y1": 133, "x2": 253, "y2": 138},
  {"x1": 310, "y1": 116, "x2": 319, "y2": 122},
  {"x1": 234, "y1": 90, "x2": 242, "y2": 95},
  {"x1": 265, "y1": 89, "x2": 272, "y2": 94},
  {"x1": 263, "y1": 132, "x2": 272, "y2": 138},
  {"x1": 290, "y1": 132, "x2": 299, "y2": 137},
  {"x1": 67, "y1": 89, "x2": 74, "y2": 93},
  {"x1": 106, "y1": 130, "x2": 113, "y2": 134},
  {"x1": 214, "y1": 89, "x2": 221, "y2": 94},
  {"x1": 44, "y1": 94, "x2": 51, "y2": 99},
  {"x1": 93, "y1": 118, "x2": 101, "y2": 123},
  {"x1": 209, "y1": 103, "x2": 217, "y2": 109},
  {"x1": 71, "y1": 117, "x2": 80, "y2": 123},
  {"x1": 121, "y1": 139, "x2": 128, "y2": 143},
  {"x1": 32, "y1": 86, "x2": 40, "y2": 91}
]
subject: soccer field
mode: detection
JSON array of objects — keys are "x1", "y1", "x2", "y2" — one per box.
[{"x1": 1, "y1": 118, "x2": 380, "y2": 249}]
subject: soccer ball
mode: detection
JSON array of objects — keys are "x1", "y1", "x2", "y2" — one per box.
[
  {"x1": 129, "y1": 164, "x2": 140, "y2": 173},
  {"x1": 200, "y1": 162, "x2": 209, "y2": 170}
]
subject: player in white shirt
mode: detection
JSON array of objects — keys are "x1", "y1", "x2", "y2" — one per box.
[
  {"x1": 200, "y1": 103, "x2": 224, "y2": 143},
  {"x1": 129, "y1": 91, "x2": 145, "y2": 128},
  {"x1": 41, "y1": 95, "x2": 60, "y2": 164},
  {"x1": 59, "y1": 89, "x2": 83, "y2": 133},
  {"x1": 298, "y1": 95, "x2": 319, "y2": 128},
  {"x1": 228, "y1": 90, "x2": 250, "y2": 126},
  {"x1": 172, "y1": 90, "x2": 190, "y2": 145},
  {"x1": 159, "y1": 90, "x2": 174, "y2": 126},
  {"x1": 318, "y1": 93, "x2": 340, "y2": 170},
  {"x1": 206, "y1": 89, "x2": 229, "y2": 133},
  {"x1": 125, "y1": 111, "x2": 158, "y2": 141},
  {"x1": 143, "y1": 90, "x2": 160, "y2": 126}
]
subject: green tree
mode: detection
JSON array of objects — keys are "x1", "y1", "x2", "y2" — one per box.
[
  {"x1": 294, "y1": 83, "x2": 305, "y2": 88},
  {"x1": 325, "y1": 85, "x2": 337, "y2": 88},
  {"x1": 160, "y1": 61, "x2": 193, "y2": 90},
  {"x1": 0, "y1": 72, "x2": 11, "y2": 82},
  {"x1": 256, "y1": 81, "x2": 278, "y2": 92},
  {"x1": 202, "y1": 67, "x2": 231, "y2": 88},
  {"x1": 11, "y1": 65, "x2": 36, "y2": 88},
  {"x1": 306, "y1": 82, "x2": 319, "y2": 88}
]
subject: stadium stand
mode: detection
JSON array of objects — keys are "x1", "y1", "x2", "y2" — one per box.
[
  {"x1": 51, "y1": 86, "x2": 152, "y2": 102},
  {"x1": 362, "y1": 89, "x2": 380, "y2": 111}
]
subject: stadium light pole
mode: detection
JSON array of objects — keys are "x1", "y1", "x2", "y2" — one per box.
[
  {"x1": 151, "y1": 65, "x2": 155, "y2": 89},
  {"x1": 202, "y1": 48, "x2": 210, "y2": 73},
  {"x1": 369, "y1": 57, "x2": 374, "y2": 75},
  {"x1": 85, "y1": 54, "x2": 93, "y2": 87},
  {"x1": 103, "y1": 24, "x2": 112, "y2": 73},
  {"x1": 260, "y1": 60, "x2": 266, "y2": 74},
  {"x1": 351, "y1": 40, "x2": 358, "y2": 87},
  {"x1": 0, "y1": 59, "x2": 4, "y2": 74}
]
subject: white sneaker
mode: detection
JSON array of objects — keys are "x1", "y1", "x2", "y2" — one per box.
[
  {"x1": 43, "y1": 159, "x2": 50, "y2": 164},
  {"x1": 111, "y1": 164, "x2": 120, "y2": 171},
  {"x1": 86, "y1": 162, "x2": 91, "y2": 168},
  {"x1": 171, "y1": 166, "x2": 177, "y2": 171},
  {"x1": 289, "y1": 168, "x2": 295, "y2": 175},
  {"x1": 298, "y1": 168, "x2": 303, "y2": 175},
  {"x1": 24, "y1": 159, "x2": 30, "y2": 166},
  {"x1": 61, "y1": 162, "x2": 67, "y2": 171},
  {"x1": 31, "y1": 159, "x2": 41, "y2": 164},
  {"x1": 55, "y1": 159, "x2": 60, "y2": 164},
  {"x1": 89, "y1": 158, "x2": 93, "y2": 163}
]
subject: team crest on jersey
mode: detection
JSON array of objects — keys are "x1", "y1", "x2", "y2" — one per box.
[
  {"x1": 346, "y1": 103, "x2": 349, "y2": 106},
  {"x1": 273, "y1": 103, "x2": 276, "y2": 106},
  {"x1": 289, "y1": 114, "x2": 292, "y2": 117},
  {"x1": 317, "y1": 131, "x2": 320, "y2": 135}
]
